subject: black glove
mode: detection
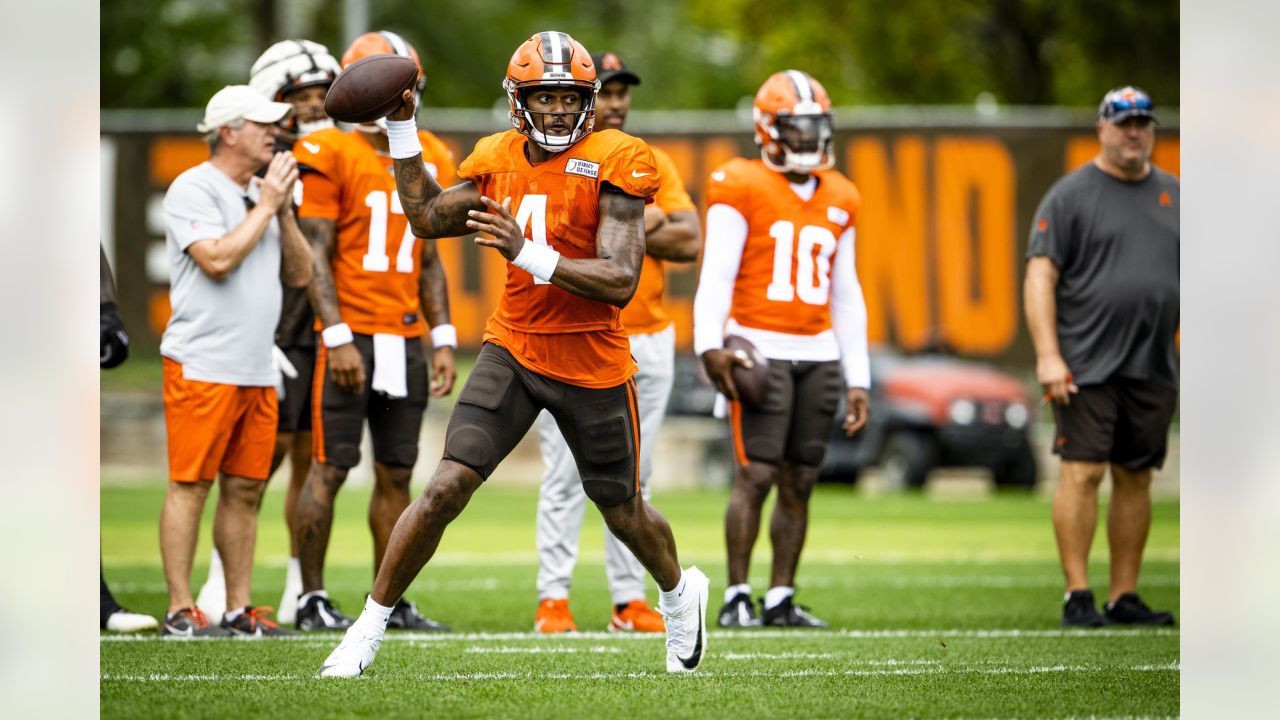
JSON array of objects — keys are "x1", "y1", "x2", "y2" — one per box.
[{"x1": 101, "y1": 302, "x2": 129, "y2": 369}]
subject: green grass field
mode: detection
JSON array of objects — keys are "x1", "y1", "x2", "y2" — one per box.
[{"x1": 101, "y1": 483, "x2": 1179, "y2": 718}]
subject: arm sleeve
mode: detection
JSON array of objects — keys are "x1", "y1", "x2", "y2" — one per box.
[
  {"x1": 830, "y1": 227, "x2": 871, "y2": 388},
  {"x1": 164, "y1": 178, "x2": 227, "y2": 252},
  {"x1": 1026, "y1": 184, "x2": 1072, "y2": 269},
  {"x1": 692, "y1": 203, "x2": 749, "y2": 355}
]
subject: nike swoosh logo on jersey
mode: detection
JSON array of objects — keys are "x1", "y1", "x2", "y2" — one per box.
[
  {"x1": 678, "y1": 622, "x2": 703, "y2": 669},
  {"x1": 631, "y1": 170, "x2": 650, "y2": 178},
  {"x1": 301, "y1": 141, "x2": 320, "y2": 154}
]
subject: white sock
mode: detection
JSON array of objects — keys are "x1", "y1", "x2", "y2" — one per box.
[
  {"x1": 763, "y1": 586, "x2": 794, "y2": 611},
  {"x1": 285, "y1": 558, "x2": 301, "y2": 590},
  {"x1": 223, "y1": 606, "x2": 244, "y2": 622},
  {"x1": 207, "y1": 549, "x2": 224, "y2": 581},
  {"x1": 724, "y1": 583, "x2": 751, "y2": 604},
  {"x1": 299, "y1": 589, "x2": 328, "y2": 606},
  {"x1": 359, "y1": 596, "x2": 395, "y2": 630},
  {"x1": 659, "y1": 572, "x2": 688, "y2": 609}
]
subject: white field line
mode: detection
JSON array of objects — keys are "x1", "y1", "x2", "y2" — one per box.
[
  {"x1": 101, "y1": 661, "x2": 1179, "y2": 683},
  {"x1": 101, "y1": 627, "x2": 1178, "y2": 643},
  {"x1": 103, "y1": 573, "x2": 1179, "y2": 595},
  {"x1": 462, "y1": 645, "x2": 621, "y2": 654}
]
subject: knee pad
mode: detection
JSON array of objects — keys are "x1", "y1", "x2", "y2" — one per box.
[
  {"x1": 443, "y1": 418, "x2": 499, "y2": 479},
  {"x1": 582, "y1": 476, "x2": 635, "y2": 507},
  {"x1": 374, "y1": 443, "x2": 419, "y2": 469},
  {"x1": 791, "y1": 439, "x2": 829, "y2": 468},
  {"x1": 327, "y1": 442, "x2": 361, "y2": 470}
]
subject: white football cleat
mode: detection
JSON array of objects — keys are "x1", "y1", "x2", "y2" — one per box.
[
  {"x1": 318, "y1": 622, "x2": 384, "y2": 678},
  {"x1": 104, "y1": 608, "x2": 159, "y2": 633},
  {"x1": 661, "y1": 566, "x2": 709, "y2": 673}
]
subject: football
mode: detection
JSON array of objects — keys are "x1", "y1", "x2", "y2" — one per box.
[
  {"x1": 323, "y1": 54, "x2": 419, "y2": 123},
  {"x1": 724, "y1": 335, "x2": 770, "y2": 408}
]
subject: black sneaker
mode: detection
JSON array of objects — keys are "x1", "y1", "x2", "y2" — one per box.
[
  {"x1": 1104, "y1": 593, "x2": 1175, "y2": 626},
  {"x1": 761, "y1": 596, "x2": 828, "y2": 628},
  {"x1": 296, "y1": 593, "x2": 354, "y2": 631},
  {"x1": 222, "y1": 606, "x2": 298, "y2": 637},
  {"x1": 1061, "y1": 589, "x2": 1106, "y2": 627},
  {"x1": 387, "y1": 598, "x2": 450, "y2": 631},
  {"x1": 162, "y1": 607, "x2": 231, "y2": 638},
  {"x1": 717, "y1": 592, "x2": 762, "y2": 628}
]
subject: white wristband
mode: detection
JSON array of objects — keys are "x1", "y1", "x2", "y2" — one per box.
[
  {"x1": 385, "y1": 119, "x2": 423, "y2": 160},
  {"x1": 321, "y1": 323, "x2": 354, "y2": 348},
  {"x1": 429, "y1": 323, "x2": 457, "y2": 349},
  {"x1": 512, "y1": 241, "x2": 560, "y2": 283}
]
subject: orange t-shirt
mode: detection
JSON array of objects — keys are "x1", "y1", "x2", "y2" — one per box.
[
  {"x1": 295, "y1": 127, "x2": 456, "y2": 337},
  {"x1": 707, "y1": 158, "x2": 861, "y2": 336},
  {"x1": 457, "y1": 129, "x2": 660, "y2": 388},
  {"x1": 619, "y1": 145, "x2": 697, "y2": 335}
]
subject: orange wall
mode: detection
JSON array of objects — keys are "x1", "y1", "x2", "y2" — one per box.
[{"x1": 141, "y1": 130, "x2": 1180, "y2": 358}]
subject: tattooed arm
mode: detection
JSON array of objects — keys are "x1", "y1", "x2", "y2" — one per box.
[
  {"x1": 388, "y1": 90, "x2": 484, "y2": 238},
  {"x1": 419, "y1": 237, "x2": 456, "y2": 396},
  {"x1": 467, "y1": 191, "x2": 645, "y2": 308},
  {"x1": 301, "y1": 217, "x2": 364, "y2": 393}
]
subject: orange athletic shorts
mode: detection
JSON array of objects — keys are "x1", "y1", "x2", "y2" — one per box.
[{"x1": 162, "y1": 357, "x2": 278, "y2": 482}]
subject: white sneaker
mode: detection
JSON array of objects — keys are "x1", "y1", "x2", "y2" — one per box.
[
  {"x1": 661, "y1": 566, "x2": 709, "y2": 673},
  {"x1": 318, "y1": 622, "x2": 385, "y2": 678},
  {"x1": 104, "y1": 609, "x2": 159, "y2": 633}
]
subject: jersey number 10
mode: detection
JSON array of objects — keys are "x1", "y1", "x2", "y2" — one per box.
[{"x1": 766, "y1": 221, "x2": 838, "y2": 305}]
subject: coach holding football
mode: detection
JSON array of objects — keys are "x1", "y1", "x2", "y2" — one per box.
[
  {"x1": 1025, "y1": 86, "x2": 1178, "y2": 628},
  {"x1": 157, "y1": 86, "x2": 311, "y2": 636}
]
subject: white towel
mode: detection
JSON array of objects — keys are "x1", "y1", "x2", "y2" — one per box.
[{"x1": 371, "y1": 333, "x2": 408, "y2": 398}]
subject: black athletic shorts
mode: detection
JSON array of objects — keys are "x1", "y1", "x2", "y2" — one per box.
[
  {"x1": 1052, "y1": 377, "x2": 1178, "y2": 470},
  {"x1": 312, "y1": 333, "x2": 428, "y2": 470},
  {"x1": 729, "y1": 359, "x2": 843, "y2": 467},
  {"x1": 443, "y1": 343, "x2": 640, "y2": 506},
  {"x1": 277, "y1": 345, "x2": 315, "y2": 434}
]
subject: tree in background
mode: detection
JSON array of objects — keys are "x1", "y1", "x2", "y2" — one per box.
[{"x1": 102, "y1": 0, "x2": 1178, "y2": 110}]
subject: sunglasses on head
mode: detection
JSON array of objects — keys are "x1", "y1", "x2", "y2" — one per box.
[{"x1": 1106, "y1": 95, "x2": 1152, "y2": 112}]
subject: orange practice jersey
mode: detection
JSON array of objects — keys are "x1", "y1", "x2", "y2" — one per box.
[
  {"x1": 457, "y1": 129, "x2": 660, "y2": 388},
  {"x1": 619, "y1": 146, "x2": 697, "y2": 336},
  {"x1": 296, "y1": 127, "x2": 456, "y2": 337},
  {"x1": 707, "y1": 158, "x2": 861, "y2": 336}
]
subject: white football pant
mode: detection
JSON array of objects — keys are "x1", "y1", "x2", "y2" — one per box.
[{"x1": 536, "y1": 326, "x2": 675, "y2": 605}]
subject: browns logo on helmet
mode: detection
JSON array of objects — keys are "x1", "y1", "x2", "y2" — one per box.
[
  {"x1": 503, "y1": 31, "x2": 599, "y2": 152},
  {"x1": 249, "y1": 39, "x2": 341, "y2": 136},
  {"x1": 341, "y1": 31, "x2": 426, "y2": 131},
  {"x1": 753, "y1": 70, "x2": 835, "y2": 174}
]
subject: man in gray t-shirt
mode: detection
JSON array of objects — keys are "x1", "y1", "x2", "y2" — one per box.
[
  {"x1": 1025, "y1": 86, "x2": 1178, "y2": 629},
  {"x1": 157, "y1": 85, "x2": 312, "y2": 638}
]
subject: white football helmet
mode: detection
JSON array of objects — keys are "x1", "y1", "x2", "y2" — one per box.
[{"x1": 250, "y1": 39, "x2": 340, "y2": 135}]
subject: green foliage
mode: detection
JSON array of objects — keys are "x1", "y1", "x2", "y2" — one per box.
[{"x1": 102, "y1": 1, "x2": 1178, "y2": 110}]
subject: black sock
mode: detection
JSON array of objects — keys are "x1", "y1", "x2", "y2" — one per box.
[{"x1": 101, "y1": 567, "x2": 122, "y2": 629}]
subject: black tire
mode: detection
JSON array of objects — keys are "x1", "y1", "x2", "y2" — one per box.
[
  {"x1": 879, "y1": 431, "x2": 937, "y2": 491},
  {"x1": 993, "y1": 438, "x2": 1037, "y2": 490}
]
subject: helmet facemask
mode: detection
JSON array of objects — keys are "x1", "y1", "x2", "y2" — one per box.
[
  {"x1": 758, "y1": 110, "x2": 834, "y2": 174},
  {"x1": 505, "y1": 81, "x2": 598, "y2": 153}
]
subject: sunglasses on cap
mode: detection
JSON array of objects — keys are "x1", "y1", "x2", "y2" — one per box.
[{"x1": 1099, "y1": 87, "x2": 1156, "y2": 123}]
